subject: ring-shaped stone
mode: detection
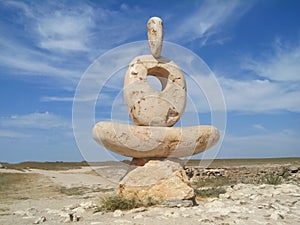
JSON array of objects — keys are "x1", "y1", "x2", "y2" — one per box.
[{"x1": 124, "y1": 55, "x2": 186, "y2": 127}]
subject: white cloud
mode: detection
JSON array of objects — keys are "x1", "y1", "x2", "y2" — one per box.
[
  {"x1": 41, "y1": 92, "x2": 113, "y2": 104},
  {"x1": 242, "y1": 38, "x2": 300, "y2": 82},
  {"x1": 2, "y1": 0, "x2": 33, "y2": 17},
  {"x1": 166, "y1": 0, "x2": 253, "y2": 45},
  {"x1": 0, "y1": 1, "x2": 146, "y2": 89},
  {"x1": 0, "y1": 112, "x2": 70, "y2": 129},
  {"x1": 252, "y1": 124, "x2": 267, "y2": 131},
  {"x1": 40, "y1": 96, "x2": 75, "y2": 102},
  {"x1": 215, "y1": 38, "x2": 300, "y2": 113},
  {"x1": 36, "y1": 7, "x2": 94, "y2": 52},
  {"x1": 0, "y1": 0, "x2": 254, "y2": 92},
  {"x1": 221, "y1": 130, "x2": 300, "y2": 158},
  {"x1": 219, "y1": 77, "x2": 300, "y2": 113},
  {"x1": 0, "y1": 130, "x2": 31, "y2": 138}
]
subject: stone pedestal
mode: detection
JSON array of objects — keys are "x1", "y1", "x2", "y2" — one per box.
[{"x1": 119, "y1": 160, "x2": 195, "y2": 201}]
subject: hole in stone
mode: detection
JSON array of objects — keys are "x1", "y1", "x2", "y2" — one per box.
[
  {"x1": 147, "y1": 67, "x2": 169, "y2": 91},
  {"x1": 147, "y1": 75, "x2": 162, "y2": 91}
]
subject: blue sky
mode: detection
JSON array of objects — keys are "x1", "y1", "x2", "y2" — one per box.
[{"x1": 0, "y1": 0, "x2": 300, "y2": 163}]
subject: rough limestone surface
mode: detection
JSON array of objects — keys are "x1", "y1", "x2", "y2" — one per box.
[
  {"x1": 147, "y1": 17, "x2": 163, "y2": 58},
  {"x1": 93, "y1": 121, "x2": 220, "y2": 158},
  {"x1": 119, "y1": 160, "x2": 195, "y2": 201},
  {"x1": 124, "y1": 55, "x2": 186, "y2": 127}
]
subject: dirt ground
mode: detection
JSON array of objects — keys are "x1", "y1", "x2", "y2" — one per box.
[{"x1": 0, "y1": 158, "x2": 299, "y2": 225}]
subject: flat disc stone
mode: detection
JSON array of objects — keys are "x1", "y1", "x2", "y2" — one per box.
[
  {"x1": 93, "y1": 122, "x2": 220, "y2": 158},
  {"x1": 124, "y1": 55, "x2": 186, "y2": 127}
]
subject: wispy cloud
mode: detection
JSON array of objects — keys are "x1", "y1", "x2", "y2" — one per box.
[
  {"x1": 0, "y1": 1, "x2": 144, "y2": 88},
  {"x1": 242, "y1": 38, "x2": 300, "y2": 82},
  {"x1": 222, "y1": 129, "x2": 300, "y2": 158},
  {"x1": 216, "y1": 37, "x2": 300, "y2": 113},
  {"x1": 41, "y1": 92, "x2": 114, "y2": 103},
  {"x1": 0, "y1": 130, "x2": 31, "y2": 138},
  {"x1": 166, "y1": 0, "x2": 253, "y2": 45},
  {"x1": 0, "y1": 112, "x2": 70, "y2": 129},
  {"x1": 0, "y1": 0, "x2": 254, "y2": 92},
  {"x1": 36, "y1": 8, "x2": 94, "y2": 52},
  {"x1": 252, "y1": 124, "x2": 267, "y2": 131},
  {"x1": 40, "y1": 96, "x2": 75, "y2": 102},
  {"x1": 219, "y1": 77, "x2": 300, "y2": 113}
]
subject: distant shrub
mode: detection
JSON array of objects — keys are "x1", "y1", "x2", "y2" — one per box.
[
  {"x1": 98, "y1": 195, "x2": 159, "y2": 212},
  {"x1": 281, "y1": 167, "x2": 291, "y2": 179},
  {"x1": 195, "y1": 187, "x2": 226, "y2": 198},
  {"x1": 196, "y1": 176, "x2": 233, "y2": 188},
  {"x1": 259, "y1": 174, "x2": 283, "y2": 185}
]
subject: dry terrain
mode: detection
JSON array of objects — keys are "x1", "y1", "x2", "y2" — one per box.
[{"x1": 0, "y1": 158, "x2": 299, "y2": 225}]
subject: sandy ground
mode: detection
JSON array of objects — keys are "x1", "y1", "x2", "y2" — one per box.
[{"x1": 0, "y1": 160, "x2": 300, "y2": 225}]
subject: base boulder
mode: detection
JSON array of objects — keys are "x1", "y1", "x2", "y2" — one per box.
[{"x1": 119, "y1": 160, "x2": 195, "y2": 201}]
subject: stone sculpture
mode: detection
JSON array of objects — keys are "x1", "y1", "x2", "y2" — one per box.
[{"x1": 93, "y1": 17, "x2": 220, "y2": 201}]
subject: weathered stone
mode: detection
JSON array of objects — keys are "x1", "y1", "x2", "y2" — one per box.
[
  {"x1": 164, "y1": 210, "x2": 180, "y2": 218},
  {"x1": 93, "y1": 122, "x2": 219, "y2": 158},
  {"x1": 113, "y1": 209, "x2": 124, "y2": 217},
  {"x1": 133, "y1": 214, "x2": 144, "y2": 219},
  {"x1": 119, "y1": 160, "x2": 195, "y2": 201},
  {"x1": 147, "y1": 17, "x2": 163, "y2": 58},
  {"x1": 127, "y1": 207, "x2": 147, "y2": 214},
  {"x1": 290, "y1": 166, "x2": 299, "y2": 173},
  {"x1": 72, "y1": 206, "x2": 85, "y2": 214},
  {"x1": 79, "y1": 201, "x2": 96, "y2": 210},
  {"x1": 66, "y1": 212, "x2": 80, "y2": 222},
  {"x1": 33, "y1": 216, "x2": 46, "y2": 224},
  {"x1": 124, "y1": 55, "x2": 186, "y2": 127},
  {"x1": 13, "y1": 210, "x2": 27, "y2": 216},
  {"x1": 164, "y1": 199, "x2": 194, "y2": 208}
]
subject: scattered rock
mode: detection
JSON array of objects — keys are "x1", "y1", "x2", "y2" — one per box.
[
  {"x1": 72, "y1": 206, "x2": 85, "y2": 214},
  {"x1": 93, "y1": 211, "x2": 104, "y2": 216},
  {"x1": 164, "y1": 210, "x2": 180, "y2": 218},
  {"x1": 64, "y1": 204, "x2": 79, "y2": 211},
  {"x1": 270, "y1": 211, "x2": 282, "y2": 220},
  {"x1": 0, "y1": 163, "x2": 4, "y2": 169},
  {"x1": 33, "y1": 216, "x2": 46, "y2": 224},
  {"x1": 290, "y1": 166, "x2": 299, "y2": 173},
  {"x1": 45, "y1": 209, "x2": 61, "y2": 215},
  {"x1": 119, "y1": 160, "x2": 195, "y2": 201},
  {"x1": 164, "y1": 199, "x2": 194, "y2": 208},
  {"x1": 80, "y1": 201, "x2": 96, "y2": 210},
  {"x1": 219, "y1": 193, "x2": 230, "y2": 199},
  {"x1": 13, "y1": 210, "x2": 27, "y2": 216},
  {"x1": 113, "y1": 209, "x2": 124, "y2": 217},
  {"x1": 65, "y1": 212, "x2": 80, "y2": 222},
  {"x1": 133, "y1": 214, "x2": 143, "y2": 219},
  {"x1": 127, "y1": 207, "x2": 147, "y2": 214}
]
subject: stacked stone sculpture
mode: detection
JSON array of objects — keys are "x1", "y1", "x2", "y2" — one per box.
[{"x1": 93, "y1": 17, "x2": 220, "y2": 201}]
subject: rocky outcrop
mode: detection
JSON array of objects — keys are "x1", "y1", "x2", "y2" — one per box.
[
  {"x1": 119, "y1": 160, "x2": 195, "y2": 201},
  {"x1": 185, "y1": 164, "x2": 300, "y2": 184}
]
